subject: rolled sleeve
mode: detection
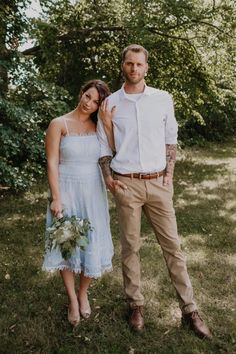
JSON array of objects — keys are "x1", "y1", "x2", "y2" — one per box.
[
  {"x1": 165, "y1": 94, "x2": 178, "y2": 144},
  {"x1": 96, "y1": 117, "x2": 113, "y2": 157}
]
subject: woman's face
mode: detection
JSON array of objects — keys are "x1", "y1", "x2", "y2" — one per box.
[{"x1": 78, "y1": 87, "x2": 100, "y2": 115}]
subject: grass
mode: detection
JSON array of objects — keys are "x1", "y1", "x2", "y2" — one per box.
[{"x1": 0, "y1": 140, "x2": 236, "y2": 354}]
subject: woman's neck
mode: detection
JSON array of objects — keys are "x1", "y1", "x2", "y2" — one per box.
[{"x1": 72, "y1": 107, "x2": 90, "y2": 123}]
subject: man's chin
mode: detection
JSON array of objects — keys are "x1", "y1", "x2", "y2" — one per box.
[{"x1": 127, "y1": 77, "x2": 143, "y2": 85}]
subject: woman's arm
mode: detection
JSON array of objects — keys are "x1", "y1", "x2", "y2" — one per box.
[
  {"x1": 45, "y1": 118, "x2": 63, "y2": 218},
  {"x1": 99, "y1": 99, "x2": 116, "y2": 152}
]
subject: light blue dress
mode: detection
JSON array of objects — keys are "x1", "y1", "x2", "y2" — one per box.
[{"x1": 42, "y1": 128, "x2": 113, "y2": 278}]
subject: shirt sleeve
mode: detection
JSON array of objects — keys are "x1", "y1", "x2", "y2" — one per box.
[
  {"x1": 165, "y1": 94, "x2": 178, "y2": 144},
  {"x1": 96, "y1": 116, "x2": 113, "y2": 157}
]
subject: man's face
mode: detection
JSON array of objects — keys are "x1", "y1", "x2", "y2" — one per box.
[{"x1": 122, "y1": 51, "x2": 148, "y2": 85}]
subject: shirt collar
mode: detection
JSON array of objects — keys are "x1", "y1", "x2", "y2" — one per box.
[{"x1": 119, "y1": 83, "x2": 153, "y2": 100}]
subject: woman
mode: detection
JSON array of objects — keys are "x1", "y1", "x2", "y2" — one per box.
[{"x1": 42, "y1": 80, "x2": 114, "y2": 326}]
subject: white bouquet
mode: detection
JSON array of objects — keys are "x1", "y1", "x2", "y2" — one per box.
[{"x1": 46, "y1": 215, "x2": 91, "y2": 260}]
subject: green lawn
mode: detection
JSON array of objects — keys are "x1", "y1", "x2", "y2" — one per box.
[{"x1": 0, "y1": 141, "x2": 236, "y2": 354}]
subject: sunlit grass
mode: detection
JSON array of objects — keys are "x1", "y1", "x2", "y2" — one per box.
[{"x1": 0, "y1": 140, "x2": 236, "y2": 353}]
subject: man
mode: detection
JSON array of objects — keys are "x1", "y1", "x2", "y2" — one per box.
[{"x1": 97, "y1": 44, "x2": 212, "y2": 339}]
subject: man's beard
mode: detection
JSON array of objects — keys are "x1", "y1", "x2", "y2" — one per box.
[{"x1": 123, "y1": 71, "x2": 144, "y2": 85}]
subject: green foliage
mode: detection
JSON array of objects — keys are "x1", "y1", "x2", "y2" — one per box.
[
  {"x1": 1, "y1": 0, "x2": 235, "y2": 191},
  {"x1": 0, "y1": 75, "x2": 71, "y2": 191},
  {"x1": 46, "y1": 215, "x2": 91, "y2": 260},
  {"x1": 28, "y1": 0, "x2": 236, "y2": 141},
  {"x1": 0, "y1": 96, "x2": 44, "y2": 191},
  {"x1": 12, "y1": 61, "x2": 72, "y2": 129}
]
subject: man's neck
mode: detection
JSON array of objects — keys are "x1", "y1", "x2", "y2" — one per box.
[{"x1": 124, "y1": 81, "x2": 145, "y2": 94}]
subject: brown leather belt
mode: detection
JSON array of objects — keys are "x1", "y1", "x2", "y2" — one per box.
[{"x1": 113, "y1": 170, "x2": 165, "y2": 180}]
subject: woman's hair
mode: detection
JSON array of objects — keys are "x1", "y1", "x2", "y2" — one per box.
[{"x1": 79, "y1": 80, "x2": 111, "y2": 124}]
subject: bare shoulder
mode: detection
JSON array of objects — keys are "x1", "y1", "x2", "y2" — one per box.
[
  {"x1": 47, "y1": 114, "x2": 69, "y2": 133},
  {"x1": 49, "y1": 115, "x2": 66, "y2": 127}
]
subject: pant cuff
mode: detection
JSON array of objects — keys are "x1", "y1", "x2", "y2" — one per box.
[
  {"x1": 181, "y1": 304, "x2": 198, "y2": 315},
  {"x1": 129, "y1": 300, "x2": 144, "y2": 309}
]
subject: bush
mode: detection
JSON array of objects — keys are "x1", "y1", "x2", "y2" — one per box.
[{"x1": 0, "y1": 81, "x2": 72, "y2": 192}]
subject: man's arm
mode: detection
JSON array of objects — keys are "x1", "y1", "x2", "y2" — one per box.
[
  {"x1": 165, "y1": 144, "x2": 177, "y2": 176},
  {"x1": 98, "y1": 156, "x2": 127, "y2": 193},
  {"x1": 99, "y1": 99, "x2": 116, "y2": 152},
  {"x1": 163, "y1": 144, "x2": 177, "y2": 185},
  {"x1": 99, "y1": 156, "x2": 113, "y2": 179},
  {"x1": 164, "y1": 92, "x2": 178, "y2": 186}
]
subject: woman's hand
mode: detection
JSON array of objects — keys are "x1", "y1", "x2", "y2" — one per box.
[
  {"x1": 50, "y1": 199, "x2": 63, "y2": 219},
  {"x1": 99, "y1": 99, "x2": 116, "y2": 126}
]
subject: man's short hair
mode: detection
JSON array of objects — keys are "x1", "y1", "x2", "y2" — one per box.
[{"x1": 122, "y1": 44, "x2": 148, "y2": 63}]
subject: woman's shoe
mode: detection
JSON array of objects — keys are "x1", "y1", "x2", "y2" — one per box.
[
  {"x1": 78, "y1": 297, "x2": 91, "y2": 319},
  {"x1": 68, "y1": 306, "x2": 80, "y2": 327}
]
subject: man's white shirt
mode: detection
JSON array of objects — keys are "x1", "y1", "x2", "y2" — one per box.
[{"x1": 97, "y1": 84, "x2": 178, "y2": 174}]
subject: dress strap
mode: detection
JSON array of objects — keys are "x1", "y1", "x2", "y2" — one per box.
[{"x1": 63, "y1": 118, "x2": 70, "y2": 136}]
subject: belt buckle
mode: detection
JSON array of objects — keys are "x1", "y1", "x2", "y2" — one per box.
[{"x1": 139, "y1": 173, "x2": 149, "y2": 179}]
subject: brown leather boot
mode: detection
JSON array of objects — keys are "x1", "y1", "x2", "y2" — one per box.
[
  {"x1": 129, "y1": 306, "x2": 144, "y2": 332},
  {"x1": 182, "y1": 311, "x2": 212, "y2": 339}
]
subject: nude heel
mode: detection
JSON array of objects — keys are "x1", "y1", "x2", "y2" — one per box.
[{"x1": 67, "y1": 306, "x2": 80, "y2": 326}]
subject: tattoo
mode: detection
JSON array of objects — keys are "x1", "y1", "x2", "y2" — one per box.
[
  {"x1": 165, "y1": 144, "x2": 177, "y2": 177},
  {"x1": 99, "y1": 156, "x2": 112, "y2": 178}
]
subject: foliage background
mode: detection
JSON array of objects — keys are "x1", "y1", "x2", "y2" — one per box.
[{"x1": 0, "y1": 0, "x2": 235, "y2": 190}]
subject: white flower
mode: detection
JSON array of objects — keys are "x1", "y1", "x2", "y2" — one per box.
[
  {"x1": 78, "y1": 220, "x2": 84, "y2": 226},
  {"x1": 45, "y1": 215, "x2": 91, "y2": 260},
  {"x1": 59, "y1": 229, "x2": 71, "y2": 243},
  {"x1": 64, "y1": 220, "x2": 71, "y2": 226},
  {"x1": 47, "y1": 226, "x2": 56, "y2": 233}
]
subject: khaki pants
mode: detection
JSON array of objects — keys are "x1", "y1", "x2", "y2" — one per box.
[{"x1": 113, "y1": 175, "x2": 197, "y2": 314}]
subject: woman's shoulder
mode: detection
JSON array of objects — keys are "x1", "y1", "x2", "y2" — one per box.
[
  {"x1": 48, "y1": 114, "x2": 70, "y2": 128},
  {"x1": 51, "y1": 113, "x2": 68, "y2": 123},
  {"x1": 46, "y1": 115, "x2": 69, "y2": 138}
]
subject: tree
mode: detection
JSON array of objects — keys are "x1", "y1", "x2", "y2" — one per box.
[
  {"x1": 0, "y1": 0, "x2": 71, "y2": 191},
  {"x1": 25, "y1": 0, "x2": 236, "y2": 143},
  {"x1": 1, "y1": 0, "x2": 235, "y2": 191}
]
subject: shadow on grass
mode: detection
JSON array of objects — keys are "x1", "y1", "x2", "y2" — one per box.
[
  {"x1": 173, "y1": 158, "x2": 235, "y2": 242},
  {"x1": 0, "y1": 145, "x2": 236, "y2": 353},
  {"x1": 190, "y1": 138, "x2": 236, "y2": 160}
]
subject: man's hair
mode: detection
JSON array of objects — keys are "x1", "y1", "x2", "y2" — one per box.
[{"x1": 122, "y1": 44, "x2": 148, "y2": 63}]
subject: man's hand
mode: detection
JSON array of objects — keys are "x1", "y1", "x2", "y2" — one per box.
[
  {"x1": 105, "y1": 175, "x2": 127, "y2": 194},
  {"x1": 163, "y1": 172, "x2": 173, "y2": 186}
]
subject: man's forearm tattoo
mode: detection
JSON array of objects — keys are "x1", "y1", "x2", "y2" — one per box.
[
  {"x1": 165, "y1": 144, "x2": 177, "y2": 176},
  {"x1": 98, "y1": 156, "x2": 112, "y2": 178}
]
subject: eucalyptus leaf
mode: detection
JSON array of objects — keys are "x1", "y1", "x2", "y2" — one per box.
[{"x1": 45, "y1": 215, "x2": 91, "y2": 260}]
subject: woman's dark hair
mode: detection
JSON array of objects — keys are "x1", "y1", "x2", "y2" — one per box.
[{"x1": 79, "y1": 80, "x2": 111, "y2": 124}]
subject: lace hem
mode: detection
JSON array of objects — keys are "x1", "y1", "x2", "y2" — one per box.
[{"x1": 42, "y1": 264, "x2": 113, "y2": 279}]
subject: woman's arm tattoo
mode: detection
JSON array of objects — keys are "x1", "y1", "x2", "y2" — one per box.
[
  {"x1": 98, "y1": 156, "x2": 112, "y2": 179},
  {"x1": 165, "y1": 144, "x2": 177, "y2": 176}
]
